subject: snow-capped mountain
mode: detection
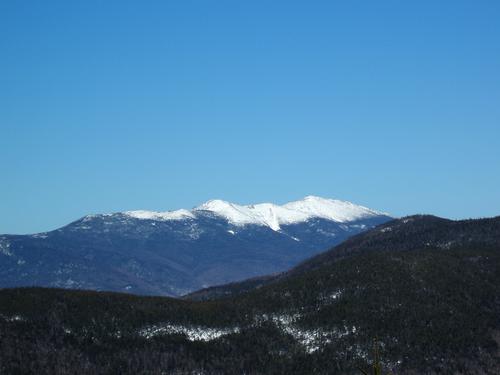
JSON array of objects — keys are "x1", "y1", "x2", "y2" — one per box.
[
  {"x1": 0, "y1": 196, "x2": 391, "y2": 296},
  {"x1": 126, "y1": 196, "x2": 385, "y2": 232}
]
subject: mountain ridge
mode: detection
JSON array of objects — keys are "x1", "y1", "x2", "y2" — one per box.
[
  {"x1": 92, "y1": 195, "x2": 387, "y2": 233},
  {"x1": 0, "y1": 196, "x2": 391, "y2": 296},
  {"x1": 1, "y1": 214, "x2": 499, "y2": 374}
]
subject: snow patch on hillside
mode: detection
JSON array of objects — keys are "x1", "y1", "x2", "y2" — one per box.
[
  {"x1": 134, "y1": 310, "x2": 357, "y2": 353},
  {"x1": 258, "y1": 312, "x2": 357, "y2": 353},
  {"x1": 0, "y1": 238, "x2": 12, "y2": 257},
  {"x1": 0, "y1": 314, "x2": 25, "y2": 322},
  {"x1": 139, "y1": 323, "x2": 239, "y2": 341}
]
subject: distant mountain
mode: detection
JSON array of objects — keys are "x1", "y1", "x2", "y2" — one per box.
[
  {"x1": 0, "y1": 196, "x2": 391, "y2": 296},
  {"x1": 1, "y1": 215, "x2": 499, "y2": 374}
]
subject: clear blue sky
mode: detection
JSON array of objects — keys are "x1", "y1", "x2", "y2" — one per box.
[{"x1": 1, "y1": 1, "x2": 499, "y2": 234}]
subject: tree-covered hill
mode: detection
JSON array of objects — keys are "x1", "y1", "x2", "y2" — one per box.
[
  {"x1": 187, "y1": 215, "x2": 500, "y2": 301},
  {"x1": 1, "y1": 215, "x2": 499, "y2": 374}
]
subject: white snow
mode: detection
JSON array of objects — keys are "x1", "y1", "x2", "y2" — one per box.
[
  {"x1": 120, "y1": 195, "x2": 387, "y2": 232},
  {"x1": 0, "y1": 238, "x2": 12, "y2": 257},
  {"x1": 139, "y1": 323, "x2": 239, "y2": 341},
  {"x1": 328, "y1": 290, "x2": 343, "y2": 300},
  {"x1": 256, "y1": 312, "x2": 356, "y2": 353},
  {"x1": 125, "y1": 209, "x2": 195, "y2": 221},
  {"x1": 194, "y1": 196, "x2": 385, "y2": 231},
  {"x1": 194, "y1": 200, "x2": 310, "y2": 231},
  {"x1": 0, "y1": 314, "x2": 24, "y2": 322},
  {"x1": 129, "y1": 309, "x2": 358, "y2": 354},
  {"x1": 283, "y1": 196, "x2": 381, "y2": 223}
]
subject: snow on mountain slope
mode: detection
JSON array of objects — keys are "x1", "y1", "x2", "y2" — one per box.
[
  {"x1": 194, "y1": 200, "x2": 263, "y2": 226},
  {"x1": 193, "y1": 200, "x2": 310, "y2": 231},
  {"x1": 125, "y1": 209, "x2": 195, "y2": 221},
  {"x1": 283, "y1": 196, "x2": 382, "y2": 223},
  {"x1": 124, "y1": 196, "x2": 387, "y2": 232},
  {"x1": 248, "y1": 203, "x2": 311, "y2": 231}
]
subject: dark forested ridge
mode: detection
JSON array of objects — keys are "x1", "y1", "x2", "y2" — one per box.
[
  {"x1": 187, "y1": 214, "x2": 500, "y2": 300},
  {"x1": 1, "y1": 215, "x2": 499, "y2": 374}
]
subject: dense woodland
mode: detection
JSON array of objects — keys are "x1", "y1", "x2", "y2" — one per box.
[{"x1": 1, "y1": 215, "x2": 499, "y2": 374}]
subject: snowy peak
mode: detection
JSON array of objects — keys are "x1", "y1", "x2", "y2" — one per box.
[
  {"x1": 122, "y1": 196, "x2": 388, "y2": 232},
  {"x1": 193, "y1": 196, "x2": 387, "y2": 231},
  {"x1": 194, "y1": 200, "x2": 311, "y2": 231},
  {"x1": 194, "y1": 200, "x2": 242, "y2": 215},
  {"x1": 283, "y1": 196, "x2": 382, "y2": 223},
  {"x1": 194, "y1": 199, "x2": 268, "y2": 227}
]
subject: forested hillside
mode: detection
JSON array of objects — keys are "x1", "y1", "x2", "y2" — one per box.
[{"x1": 1, "y1": 216, "x2": 499, "y2": 374}]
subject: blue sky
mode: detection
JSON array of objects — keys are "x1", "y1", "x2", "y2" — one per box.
[{"x1": 1, "y1": 1, "x2": 499, "y2": 234}]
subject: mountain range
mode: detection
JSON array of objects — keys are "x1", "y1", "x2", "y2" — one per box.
[
  {"x1": 1, "y1": 215, "x2": 499, "y2": 374},
  {"x1": 0, "y1": 196, "x2": 391, "y2": 296}
]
